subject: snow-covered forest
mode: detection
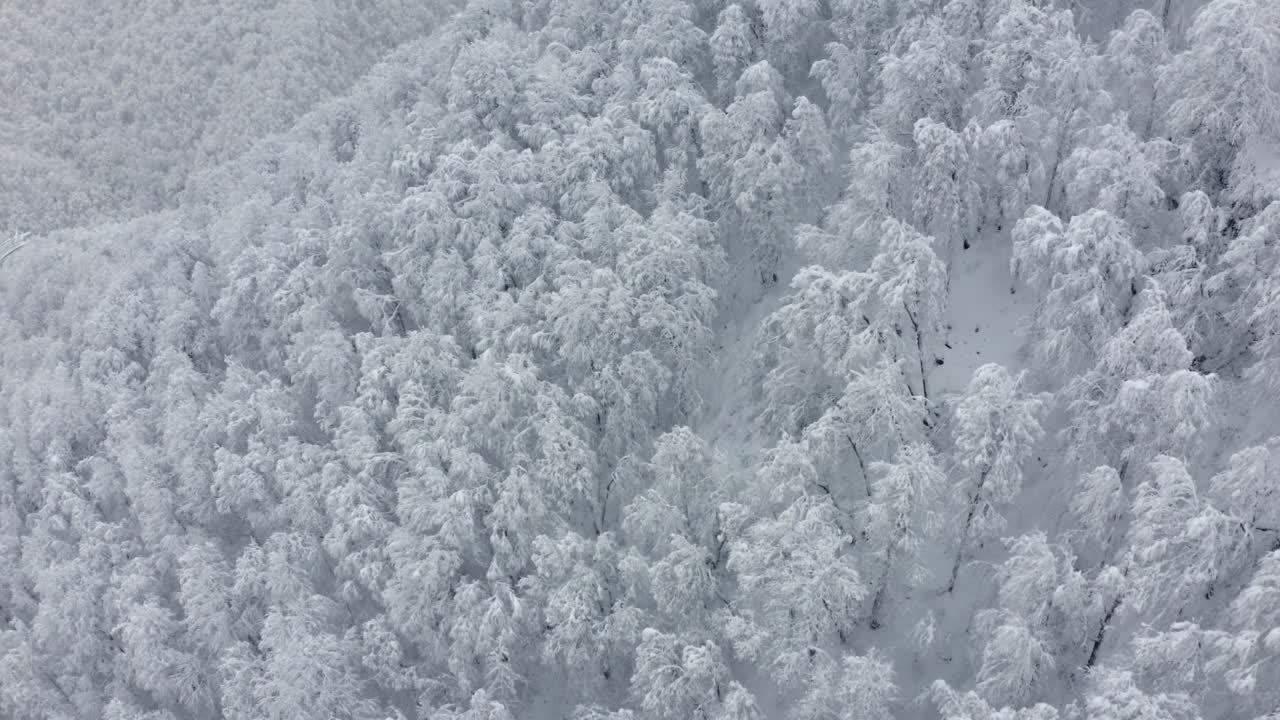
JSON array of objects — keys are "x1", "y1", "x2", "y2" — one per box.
[{"x1": 2, "y1": 0, "x2": 1279, "y2": 718}]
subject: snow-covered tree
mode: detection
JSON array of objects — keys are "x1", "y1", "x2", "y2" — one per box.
[
  {"x1": 755, "y1": 0, "x2": 823, "y2": 74},
  {"x1": 1147, "y1": 190, "x2": 1227, "y2": 360},
  {"x1": 791, "y1": 650, "x2": 896, "y2": 720},
  {"x1": 1078, "y1": 668, "x2": 1199, "y2": 720},
  {"x1": 1209, "y1": 439, "x2": 1280, "y2": 537},
  {"x1": 710, "y1": 5, "x2": 758, "y2": 100},
  {"x1": 1212, "y1": 550, "x2": 1280, "y2": 714},
  {"x1": 1209, "y1": 201, "x2": 1280, "y2": 387},
  {"x1": 949, "y1": 364, "x2": 1049, "y2": 592},
  {"x1": 1104, "y1": 10, "x2": 1171, "y2": 138},
  {"x1": 1062, "y1": 121, "x2": 1168, "y2": 234},
  {"x1": 1012, "y1": 207, "x2": 1144, "y2": 375},
  {"x1": 974, "y1": 533, "x2": 1089, "y2": 703},
  {"x1": 624, "y1": 427, "x2": 725, "y2": 556},
  {"x1": 913, "y1": 118, "x2": 979, "y2": 260},
  {"x1": 975, "y1": 618, "x2": 1056, "y2": 706},
  {"x1": 861, "y1": 443, "x2": 947, "y2": 627},
  {"x1": 804, "y1": 359, "x2": 929, "y2": 493},
  {"x1": 729, "y1": 496, "x2": 867, "y2": 665},
  {"x1": 429, "y1": 689, "x2": 518, "y2": 720},
  {"x1": 521, "y1": 532, "x2": 643, "y2": 698},
  {"x1": 974, "y1": 120, "x2": 1042, "y2": 237},
  {"x1": 932, "y1": 679, "x2": 1060, "y2": 720},
  {"x1": 799, "y1": 134, "x2": 911, "y2": 268},
  {"x1": 630, "y1": 629, "x2": 758, "y2": 720},
  {"x1": 810, "y1": 41, "x2": 867, "y2": 139},
  {"x1": 698, "y1": 61, "x2": 808, "y2": 284},
  {"x1": 867, "y1": 218, "x2": 949, "y2": 399},
  {"x1": 1160, "y1": 0, "x2": 1280, "y2": 201},
  {"x1": 1068, "y1": 465, "x2": 1126, "y2": 563},
  {"x1": 755, "y1": 266, "x2": 879, "y2": 433},
  {"x1": 1063, "y1": 287, "x2": 1216, "y2": 478},
  {"x1": 1125, "y1": 457, "x2": 1244, "y2": 625},
  {"x1": 245, "y1": 599, "x2": 374, "y2": 720},
  {"x1": 636, "y1": 58, "x2": 713, "y2": 169},
  {"x1": 876, "y1": 18, "x2": 967, "y2": 135}
]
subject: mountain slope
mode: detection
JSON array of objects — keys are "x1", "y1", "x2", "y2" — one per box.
[{"x1": 3, "y1": 1, "x2": 1280, "y2": 720}]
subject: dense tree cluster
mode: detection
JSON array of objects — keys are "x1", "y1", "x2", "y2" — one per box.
[{"x1": 2, "y1": 0, "x2": 1280, "y2": 719}]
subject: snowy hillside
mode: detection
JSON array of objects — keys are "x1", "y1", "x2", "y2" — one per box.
[{"x1": 3, "y1": 1, "x2": 1280, "y2": 720}]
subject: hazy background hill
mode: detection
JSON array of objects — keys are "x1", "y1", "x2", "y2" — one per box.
[{"x1": 0, "y1": 0, "x2": 455, "y2": 234}]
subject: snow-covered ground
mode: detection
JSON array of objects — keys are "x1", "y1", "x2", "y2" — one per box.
[{"x1": 935, "y1": 244, "x2": 1030, "y2": 398}]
